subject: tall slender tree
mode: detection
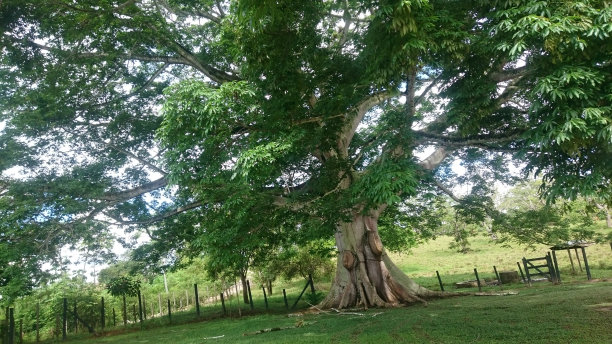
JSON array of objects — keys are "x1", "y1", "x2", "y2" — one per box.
[{"x1": 1, "y1": 1, "x2": 610, "y2": 307}]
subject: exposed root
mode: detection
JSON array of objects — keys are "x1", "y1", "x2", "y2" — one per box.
[{"x1": 243, "y1": 321, "x2": 316, "y2": 336}]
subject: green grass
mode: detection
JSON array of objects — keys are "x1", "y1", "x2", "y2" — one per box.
[
  {"x1": 60, "y1": 281, "x2": 612, "y2": 344},
  {"x1": 41, "y1": 236, "x2": 612, "y2": 343}
]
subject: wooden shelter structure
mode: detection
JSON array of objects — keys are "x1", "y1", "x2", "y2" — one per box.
[{"x1": 549, "y1": 243, "x2": 592, "y2": 282}]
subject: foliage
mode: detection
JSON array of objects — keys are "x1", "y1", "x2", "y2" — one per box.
[
  {"x1": 277, "y1": 242, "x2": 336, "y2": 282},
  {"x1": 493, "y1": 181, "x2": 605, "y2": 248},
  {"x1": 106, "y1": 276, "x2": 141, "y2": 298},
  {"x1": 9, "y1": 276, "x2": 105, "y2": 340}
]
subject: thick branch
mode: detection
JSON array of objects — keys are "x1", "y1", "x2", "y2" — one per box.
[
  {"x1": 342, "y1": 91, "x2": 393, "y2": 151},
  {"x1": 414, "y1": 130, "x2": 524, "y2": 147},
  {"x1": 414, "y1": 72, "x2": 443, "y2": 106},
  {"x1": 418, "y1": 147, "x2": 448, "y2": 170},
  {"x1": 103, "y1": 142, "x2": 167, "y2": 175},
  {"x1": 433, "y1": 179, "x2": 461, "y2": 202},
  {"x1": 89, "y1": 63, "x2": 168, "y2": 108},
  {"x1": 105, "y1": 201, "x2": 202, "y2": 225},
  {"x1": 97, "y1": 177, "x2": 168, "y2": 202},
  {"x1": 490, "y1": 65, "x2": 532, "y2": 82}
]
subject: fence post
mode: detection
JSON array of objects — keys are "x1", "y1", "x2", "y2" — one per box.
[
  {"x1": 158, "y1": 294, "x2": 162, "y2": 316},
  {"x1": 220, "y1": 293, "x2": 226, "y2": 316},
  {"x1": 545, "y1": 252, "x2": 555, "y2": 283},
  {"x1": 517, "y1": 262, "x2": 526, "y2": 283},
  {"x1": 142, "y1": 294, "x2": 147, "y2": 320},
  {"x1": 262, "y1": 287, "x2": 269, "y2": 310},
  {"x1": 122, "y1": 295, "x2": 127, "y2": 326},
  {"x1": 292, "y1": 278, "x2": 313, "y2": 309},
  {"x1": 308, "y1": 274, "x2": 315, "y2": 293},
  {"x1": 167, "y1": 299, "x2": 172, "y2": 324},
  {"x1": 473, "y1": 268, "x2": 482, "y2": 292},
  {"x1": 36, "y1": 302, "x2": 40, "y2": 342},
  {"x1": 522, "y1": 258, "x2": 532, "y2": 286},
  {"x1": 8, "y1": 308, "x2": 14, "y2": 344},
  {"x1": 137, "y1": 290, "x2": 144, "y2": 325},
  {"x1": 62, "y1": 298, "x2": 67, "y2": 340},
  {"x1": 435, "y1": 271, "x2": 444, "y2": 291},
  {"x1": 73, "y1": 301, "x2": 78, "y2": 334},
  {"x1": 194, "y1": 284, "x2": 200, "y2": 318},
  {"x1": 100, "y1": 297, "x2": 105, "y2": 332},
  {"x1": 282, "y1": 289, "x2": 289, "y2": 309},
  {"x1": 246, "y1": 281, "x2": 254, "y2": 310},
  {"x1": 551, "y1": 250, "x2": 561, "y2": 282}
]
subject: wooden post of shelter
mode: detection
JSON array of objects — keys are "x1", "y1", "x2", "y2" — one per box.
[
  {"x1": 574, "y1": 248, "x2": 583, "y2": 271},
  {"x1": 567, "y1": 249, "x2": 576, "y2": 273},
  {"x1": 581, "y1": 246, "x2": 592, "y2": 280}
]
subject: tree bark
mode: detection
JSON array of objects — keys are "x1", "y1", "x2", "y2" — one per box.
[
  {"x1": 320, "y1": 213, "x2": 444, "y2": 309},
  {"x1": 240, "y1": 271, "x2": 249, "y2": 304}
]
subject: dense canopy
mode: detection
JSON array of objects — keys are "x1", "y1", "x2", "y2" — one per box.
[{"x1": 1, "y1": 0, "x2": 610, "y2": 306}]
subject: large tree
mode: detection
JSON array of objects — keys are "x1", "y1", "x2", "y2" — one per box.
[{"x1": 1, "y1": 0, "x2": 610, "y2": 307}]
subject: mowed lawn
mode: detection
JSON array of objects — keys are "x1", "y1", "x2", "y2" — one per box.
[{"x1": 62, "y1": 236, "x2": 612, "y2": 344}]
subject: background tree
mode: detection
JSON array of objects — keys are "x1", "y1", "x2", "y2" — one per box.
[
  {"x1": 493, "y1": 180, "x2": 606, "y2": 248},
  {"x1": 106, "y1": 276, "x2": 140, "y2": 326},
  {"x1": 1, "y1": 0, "x2": 610, "y2": 308}
]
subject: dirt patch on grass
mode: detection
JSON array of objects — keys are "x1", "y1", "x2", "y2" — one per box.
[
  {"x1": 593, "y1": 306, "x2": 612, "y2": 312},
  {"x1": 587, "y1": 303, "x2": 612, "y2": 312}
]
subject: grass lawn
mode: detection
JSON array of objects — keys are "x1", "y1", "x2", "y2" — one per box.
[
  {"x1": 55, "y1": 236, "x2": 612, "y2": 343},
  {"x1": 63, "y1": 281, "x2": 612, "y2": 344}
]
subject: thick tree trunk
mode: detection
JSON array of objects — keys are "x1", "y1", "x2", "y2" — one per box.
[
  {"x1": 240, "y1": 271, "x2": 249, "y2": 304},
  {"x1": 267, "y1": 280, "x2": 272, "y2": 295},
  {"x1": 320, "y1": 213, "x2": 444, "y2": 309}
]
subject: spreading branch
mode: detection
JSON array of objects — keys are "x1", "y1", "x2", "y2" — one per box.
[
  {"x1": 419, "y1": 147, "x2": 449, "y2": 171},
  {"x1": 104, "y1": 200, "x2": 203, "y2": 226},
  {"x1": 97, "y1": 177, "x2": 168, "y2": 202}
]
